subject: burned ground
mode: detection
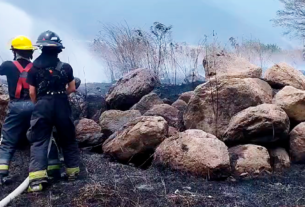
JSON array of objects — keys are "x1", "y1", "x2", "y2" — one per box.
[{"x1": 1, "y1": 149, "x2": 305, "y2": 207}]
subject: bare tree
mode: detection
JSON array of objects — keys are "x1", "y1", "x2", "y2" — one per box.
[
  {"x1": 93, "y1": 22, "x2": 155, "y2": 80},
  {"x1": 150, "y1": 22, "x2": 173, "y2": 77},
  {"x1": 272, "y1": 0, "x2": 305, "y2": 38}
]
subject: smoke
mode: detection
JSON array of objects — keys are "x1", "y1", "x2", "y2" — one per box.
[{"x1": 0, "y1": 1, "x2": 109, "y2": 83}]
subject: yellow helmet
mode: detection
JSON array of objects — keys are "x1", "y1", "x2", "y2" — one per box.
[{"x1": 11, "y1": 35, "x2": 36, "y2": 50}]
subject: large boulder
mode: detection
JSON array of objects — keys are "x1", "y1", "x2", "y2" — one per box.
[
  {"x1": 229, "y1": 144, "x2": 272, "y2": 177},
  {"x1": 154, "y1": 130, "x2": 231, "y2": 179},
  {"x1": 172, "y1": 99, "x2": 187, "y2": 112},
  {"x1": 184, "y1": 78, "x2": 273, "y2": 137},
  {"x1": 99, "y1": 110, "x2": 141, "y2": 137},
  {"x1": 75, "y1": 118, "x2": 105, "y2": 146},
  {"x1": 144, "y1": 104, "x2": 181, "y2": 130},
  {"x1": 179, "y1": 91, "x2": 195, "y2": 103},
  {"x1": 269, "y1": 148, "x2": 290, "y2": 171},
  {"x1": 263, "y1": 62, "x2": 305, "y2": 90},
  {"x1": 290, "y1": 123, "x2": 305, "y2": 163},
  {"x1": 86, "y1": 93, "x2": 106, "y2": 120},
  {"x1": 172, "y1": 100, "x2": 187, "y2": 131},
  {"x1": 106, "y1": 68, "x2": 159, "y2": 110},
  {"x1": 130, "y1": 92, "x2": 163, "y2": 114},
  {"x1": 203, "y1": 52, "x2": 262, "y2": 79},
  {"x1": 168, "y1": 126, "x2": 179, "y2": 137},
  {"x1": 0, "y1": 94, "x2": 9, "y2": 130},
  {"x1": 69, "y1": 92, "x2": 87, "y2": 121},
  {"x1": 223, "y1": 104, "x2": 290, "y2": 145},
  {"x1": 162, "y1": 98, "x2": 172, "y2": 105},
  {"x1": 102, "y1": 116, "x2": 168, "y2": 165},
  {"x1": 178, "y1": 91, "x2": 195, "y2": 103},
  {"x1": 273, "y1": 86, "x2": 305, "y2": 122}
]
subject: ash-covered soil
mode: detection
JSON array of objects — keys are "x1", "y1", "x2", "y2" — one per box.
[
  {"x1": 77, "y1": 81, "x2": 204, "y2": 104},
  {"x1": 1, "y1": 148, "x2": 305, "y2": 207}
]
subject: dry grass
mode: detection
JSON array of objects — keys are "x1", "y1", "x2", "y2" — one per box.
[{"x1": 72, "y1": 182, "x2": 142, "y2": 207}]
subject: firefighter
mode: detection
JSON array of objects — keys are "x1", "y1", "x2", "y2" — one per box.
[
  {"x1": 0, "y1": 36, "x2": 62, "y2": 185},
  {"x1": 26, "y1": 30, "x2": 80, "y2": 192}
]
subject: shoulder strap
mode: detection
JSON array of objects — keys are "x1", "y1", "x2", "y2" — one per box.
[
  {"x1": 24, "y1": 63, "x2": 33, "y2": 72},
  {"x1": 13, "y1": 61, "x2": 32, "y2": 73},
  {"x1": 54, "y1": 61, "x2": 64, "y2": 72},
  {"x1": 13, "y1": 61, "x2": 24, "y2": 73}
]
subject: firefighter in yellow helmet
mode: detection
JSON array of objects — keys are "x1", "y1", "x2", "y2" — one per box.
[{"x1": 0, "y1": 36, "x2": 61, "y2": 185}]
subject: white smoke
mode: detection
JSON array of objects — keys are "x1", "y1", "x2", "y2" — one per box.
[{"x1": 0, "y1": 1, "x2": 109, "y2": 83}]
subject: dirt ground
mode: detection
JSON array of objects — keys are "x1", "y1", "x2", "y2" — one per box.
[{"x1": 1, "y1": 149, "x2": 305, "y2": 207}]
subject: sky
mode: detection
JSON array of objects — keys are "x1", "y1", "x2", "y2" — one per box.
[
  {"x1": 0, "y1": 0, "x2": 299, "y2": 82},
  {"x1": 2, "y1": 0, "x2": 290, "y2": 45}
]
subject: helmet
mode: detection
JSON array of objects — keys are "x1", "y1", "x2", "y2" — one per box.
[
  {"x1": 11, "y1": 35, "x2": 36, "y2": 50},
  {"x1": 35, "y1": 30, "x2": 65, "y2": 49}
]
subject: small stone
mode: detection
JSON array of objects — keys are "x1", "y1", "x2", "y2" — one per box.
[{"x1": 240, "y1": 173, "x2": 249, "y2": 177}]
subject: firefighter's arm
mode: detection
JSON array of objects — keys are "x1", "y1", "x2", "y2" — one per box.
[
  {"x1": 29, "y1": 85, "x2": 37, "y2": 103},
  {"x1": 0, "y1": 61, "x2": 10, "y2": 75},
  {"x1": 66, "y1": 79, "x2": 76, "y2": 95}
]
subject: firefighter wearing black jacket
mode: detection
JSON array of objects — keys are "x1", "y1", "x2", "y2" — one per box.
[
  {"x1": 0, "y1": 36, "x2": 61, "y2": 185},
  {"x1": 26, "y1": 31, "x2": 80, "y2": 192}
]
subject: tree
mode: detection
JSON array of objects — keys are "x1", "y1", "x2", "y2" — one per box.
[
  {"x1": 272, "y1": 0, "x2": 305, "y2": 38},
  {"x1": 150, "y1": 22, "x2": 172, "y2": 77}
]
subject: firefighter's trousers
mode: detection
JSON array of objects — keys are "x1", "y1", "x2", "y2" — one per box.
[{"x1": 27, "y1": 95, "x2": 80, "y2": 183}]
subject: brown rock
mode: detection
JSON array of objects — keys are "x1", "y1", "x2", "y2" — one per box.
[
  {"x1": 168, "y1": 126, "x2": 179, "y2": 137},
  {"x1": 69, "y1": 92, "x2": 88, "y2": 121},
  {"x1": 229, "y1": 144, "x2": 272, "y2": 177},
  {"x1": 76, "y1": 118, "x2": 101, "y2": 136},
  {"x1": 144, "y1": 104, "x2": 181, "y2": 129},
  {"x1": 86, "y1": 93, "x2": 107, "y2": 120},
  {"x1": 178, "y1": 91, "x2": 195, "y2": 103},
  {"x1": 264, "y1": 62, "x2": 305, "y2": 90},
  {"x1": 130, "y1": 92, "x2": 163, "y2": 114},
  {"x1": 154, "y1": 129, "x2": 231, "y2": 179},
  {"x1": 223, "y1": 104, "x2": 290, "y2": 145},
  {"x1": 102, "y1": 116, "x2": 168, "y2": 165},
  {"x1": 162, "y1": 98, "x2": 172, "y2": 105},
  {"x1": 0, "y1": 94, "x2": 9, "y2": 130},
  {"x1": 75, "y1": 118, "x2": 104, "y2": 146},
  {"x1": 269, "y1": 148, "x2": 290, "y2": 170},
  {"x1": 172, "y1": 99, "x2": 187, "y2": 112},
  {"x1": 203, "y1": 52, "x2": 262, "y2": 79},
  {"x1": 273, "y1": 86, "x2": 305, "y2": 122},
  {"x1": 290, "y1": 123, "x2": 305, "y2": 163},
  {"x1": 184, "y1": 78, "x2": 273, "y2": 137},
  {"x1": 99, "y1": 110, "x2": 141, "y2": 137},
  {"x1": 106, "y1": 68, "x2": 160, "y2": 110}
]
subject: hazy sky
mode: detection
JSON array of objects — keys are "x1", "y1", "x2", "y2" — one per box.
[
  {"x1": 2, "y1": 0, "x2": 291, "y2": 46},
  {"x1": 0, "y1": 0, "x2": 298, "y2": 82}
]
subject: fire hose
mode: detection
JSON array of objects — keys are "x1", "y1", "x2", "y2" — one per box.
[
  {"x1": 0, "y1": 136, "x2": 62, "y2": 207},
  {"x1": 0, "y1": 177, "x2": 29, "y2": 207}
]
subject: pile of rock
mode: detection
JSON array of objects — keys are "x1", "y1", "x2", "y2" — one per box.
[
  {"x1": 96, "y1": 56, "x2": 305, "y2": 180},
  {"x1": 71, "y1": 59, "x2": 305, "y2": 180}
]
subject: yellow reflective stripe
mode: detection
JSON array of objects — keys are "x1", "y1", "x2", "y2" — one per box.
[
  {"x1": 0, "y1": 165, "x2": 8, "y2": 170},
  {"x1": 29, "y1": 170, "x2": 47, "y2": 180},
  {"x1": 66, "y1": 167, "x2": 80, "y2": 175},
  {"x1": 47, "y1": 165, "x2": 61, "y2": 171},
  {"x1": 28, "y1": 184, "x2": 43, "y2": 192}
]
